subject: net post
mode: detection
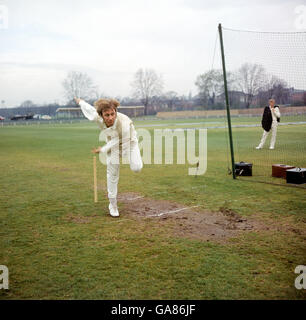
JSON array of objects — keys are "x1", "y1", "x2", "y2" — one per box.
[{"x1": 218, "y1": 23, "x2": 236, "y2": 179}]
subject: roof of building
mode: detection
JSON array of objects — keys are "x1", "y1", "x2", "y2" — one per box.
[{"x1": 56, "y1": 108, "x2": 82, "y2": 112}]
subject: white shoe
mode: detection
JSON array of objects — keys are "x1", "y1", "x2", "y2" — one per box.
[
  {"x1": 109, "y1": 198, "x2": 119, "y2": 217},
  {"x1": 255, "y1": 146, "x2": 262, "y2": 149},
  {"x1": 269, "y1": 146, "x2": 274, "y2": 150},
  {"x1": 109, "y1": 203, "x2": 119, "y2": 217}
]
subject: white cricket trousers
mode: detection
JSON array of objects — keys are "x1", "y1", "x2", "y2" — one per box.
[
  {"x1": 258, "y1": 121, "x2": 278, "y2": 149},
  {"x1": 106, "y1": 141, "x2": 143, "y2": 200}
]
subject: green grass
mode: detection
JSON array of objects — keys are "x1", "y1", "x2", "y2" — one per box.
[{"x1": 0, "y1": 117, "x2": 305, "y2": 300}]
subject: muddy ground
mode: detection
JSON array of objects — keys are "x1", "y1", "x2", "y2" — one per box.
[
  {"x1": 117, "y1": 192, "x2": 272, "y2": 243},
  {"x1": 64, "y1": 189, "x2": 304, "y2": 243}
]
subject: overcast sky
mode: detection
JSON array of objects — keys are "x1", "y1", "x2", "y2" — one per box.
[{"x1": 0, "y1": 0, "x2": 305, "y2": 107}]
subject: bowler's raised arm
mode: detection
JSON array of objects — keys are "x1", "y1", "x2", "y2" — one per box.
[{"x1": 74, "y1": 97, "x2": 100, "y2": 122}]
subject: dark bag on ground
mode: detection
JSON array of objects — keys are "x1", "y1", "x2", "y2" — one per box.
[
  {"x1": 235, "y1": 162, "x2": 253, "y2": 176},
  {"x1": 286, "y1": 168, "x2": 306, "y2": 184}
]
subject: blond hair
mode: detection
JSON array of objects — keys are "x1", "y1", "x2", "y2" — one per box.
[{"x1": 94, "y1": 98, "x2": 120, "y2": 116}]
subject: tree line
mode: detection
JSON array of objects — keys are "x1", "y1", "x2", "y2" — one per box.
[
  {"x1": 1, "y1": 64, "x2": 304, "y2": 118},
  {"x1": 195, "y1": 63, "x2": 301, "y2": 109}
]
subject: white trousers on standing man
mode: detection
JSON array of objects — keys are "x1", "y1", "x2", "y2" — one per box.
[{"x1": 257, "y1": 121, "x2": 278, "y2": 149}]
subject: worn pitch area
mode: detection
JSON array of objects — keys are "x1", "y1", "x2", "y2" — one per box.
[{"x1": 117, "y1": 192, "x2": 270, "y2": 242}]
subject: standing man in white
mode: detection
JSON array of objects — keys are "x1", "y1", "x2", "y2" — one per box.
[
  {"x1": 256, "y1": 98, "x2": 281, "y2": 150},
  {"x1": 75, "y1": 97, "x2": 143, "y2": 217}
]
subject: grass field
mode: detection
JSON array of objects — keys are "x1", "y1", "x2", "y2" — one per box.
[{"x1": 0, "y1": 116, "x2": 305, "y2": 299}]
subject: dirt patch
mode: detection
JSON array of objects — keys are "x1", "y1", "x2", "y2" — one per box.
[
  {"x1": 64, "y1": 213, "x2": 96, "y2": 224},
  {"x1": 117, "y1": 192, "x2": 270, "y2": 242}
]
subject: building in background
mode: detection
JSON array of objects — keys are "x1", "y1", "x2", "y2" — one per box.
[{"x1": 56, "y1": 106, "x2": 144, "y2": 119}]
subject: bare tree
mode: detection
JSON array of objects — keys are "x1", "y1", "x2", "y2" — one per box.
[
  {"x1": 20, "y1": 100, "x2": 36, "y2": 108},
  {"x1": 266, "y1": 76, "x2": 289, "y2": 104},
  {"x1": 62, "y1": 71, "x2": 97, "y2": 104},
  {"x1": 195, "y1": 69, "x2": 234, "y2": 107},
  {"x1": 163, "y1": 91, "x2": 178, "y2": 111},
  {"x1": 20, "y1": 100, "x2": 36, "y2": 114},
  {"x1": 257, "y1": 75, "x2": 290, "y2": 106},
  {"x1": 131, "y1": 68, "x2": 163, "y2": 115},
  {"x1": 235, "y1": 63, "x2": 266, "y2": 108},
  {"x1": 196, "y1": 70, "x2": 223, "y2": 106}
]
